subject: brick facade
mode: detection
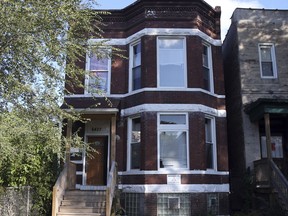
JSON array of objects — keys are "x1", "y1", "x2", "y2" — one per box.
[{"x1": 64, "y1": 0, "x2": 229, "y2": 215}]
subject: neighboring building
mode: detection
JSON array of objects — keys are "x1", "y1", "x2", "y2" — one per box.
[
  {"x1": 58, "y1": 0, "x2": 229, "y2": 215},
  {"x1": 223, "y1": 8, "x2": 288, "y2": 212}
]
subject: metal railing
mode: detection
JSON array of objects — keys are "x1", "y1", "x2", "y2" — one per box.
[
  {"x1": 51, "y1": 162, "x2": 76, "y2": 216},
  {"x1": 106, "y1": 161, "x2": 118, "y2": 216},
  {"x1": 270, "y1": 159, "x2": 288, "y2": 211}
]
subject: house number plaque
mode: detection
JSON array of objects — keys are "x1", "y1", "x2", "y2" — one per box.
[{"x1": 91, "y1": 127, "x2": 102, "y2": 132}]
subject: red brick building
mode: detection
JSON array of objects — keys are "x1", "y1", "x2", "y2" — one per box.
[{"x1": 61, "y1": 0, "x2": 229, "y2": 215}]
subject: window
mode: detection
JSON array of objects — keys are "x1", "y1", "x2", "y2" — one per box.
[
  {"x1": 130, "y1": 41, "x2": 141, "y2": 91},
  {"x1": 205, "y1": 117, "x2": 217, "y2": 170},
  {"x1": 124, "y1": 193, "x2": 143, "y2": 216},
  {"x1": 157, "y1": 37, "x2": 186, "y2": 88},
  {"x1": 157, "y1": 193, "x2": 190, "y2": 216},
  {"x1": 261, "y1": 136, "x2": 283, "y2": 158},
  {"x1": 202, "y1": 43, "x2": 214, "y2": 92},
  {"x1": 259, "y1": 44, "x2": 277, "y2": 78},
  {"x1": 128, "y1": 117, "x2": 141, "y2": 170},
  {"x1": 207, "y1": 194, "x2": 219, "y2": 215},
  {"x1": 158, "y1": 114, "x2": 188, "y2": 169},
  {"x1": 86, "y1": 51, "x2": 110, "y2": 94}
]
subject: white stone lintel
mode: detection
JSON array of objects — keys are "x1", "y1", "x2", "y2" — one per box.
[{"x1": 119, "y1": 184, "x2": 230, "y2": 193}]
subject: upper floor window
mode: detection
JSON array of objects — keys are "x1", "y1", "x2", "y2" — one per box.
[
  {"x1": 130, "y1": 41, "x2": 141, "y2": 91},
  {"x1": 86, "y1": 51, "x2": 111, "y2": 94},
  {"x1": 205, "y1": 117, "x2": 217, "y2": 170},
  {"x1": 157, "y1": 37, "x2": 187, "y2": 88},
  {"x1": 202, "y1": 43, "x2": 214, "y2": 92},
  {"x1": 127, "y1": 117, "x2": 141, "y2": 170},
  {"x1": 158, "y1": 113, "x2": 189, "y2": 170},
  {"x1": 259, "y1": 44, "x2": 277, "y2": 78}
]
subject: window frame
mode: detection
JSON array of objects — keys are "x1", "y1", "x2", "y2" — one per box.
[
  {"x1": 157, "y1": 113, "x2": 189, "y2": 171},
  {"x1": 202, "y1": 42, "x2": 214, "y2": 93},
  {"x1": 129, "y1": 40, "x2": 142, "y2": 92},
  {"x1": 205, "y1": 116, "x2": 217, "y2": 170},
  {"x1": 85, "y1": 50, "x2": 111, "y2": 95},
  {"x1": 157, "y1": 36, "x2": 187, "y2": 89},
  {"x1": 258, "y1": 43, "x2": 277, "y2": 79},
  {"x1": 127, "y1": 116, "x2": 141, "y2": 171}
]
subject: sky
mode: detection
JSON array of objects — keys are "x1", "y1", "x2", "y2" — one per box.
[{"x1": 95, "y1": 0, "x2": 288, "y2": 40}]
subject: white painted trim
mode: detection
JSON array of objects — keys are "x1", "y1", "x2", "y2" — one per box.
[
  {"x1": 118, "y1": 170, "x2": 229, "y2": 175},
  {"x1": 118, "y1": 184, "x2": 230, "y2": 193},
  {"x1": 121, "y1": 104, "x2": 226, "y2": 118},
  {"x1": 88, "y1": 28, "x2": 222, "y2": 47},
  {"x1": 65, "y1": 87, "x2": 226, "y2": 99}
]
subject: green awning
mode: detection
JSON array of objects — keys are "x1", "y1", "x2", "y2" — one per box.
[{"x1": 244, "y1": 98, "x2": 288, "y2": 122}]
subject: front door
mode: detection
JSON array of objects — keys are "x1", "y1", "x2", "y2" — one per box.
[{"x1": 86, "y1": 136, "x2": 108, "y2": 185}]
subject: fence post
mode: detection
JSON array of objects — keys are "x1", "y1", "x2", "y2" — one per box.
[{"x1": 26, "y1": 186, "x2": 30, "y2": 216}]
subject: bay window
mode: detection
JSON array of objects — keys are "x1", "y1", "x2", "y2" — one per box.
[
  {"x1": 158, "y1": 113, "x2": 189, "y2": 169},
  {"x1": 130, "y1": 41, "x2": 141, "y2": 91},
  {"x1": 205, "y1": 117, "x2": 217, "y2": 170},
  {"x1": 202, "y1": 43, "x2": 214, "y2": 92},
  {"x1": 157, "y1": 37, "x2": 186, "y2": 88},
  {"x1": 128, "y1": 117, "x2": 141, "y2": 170}
]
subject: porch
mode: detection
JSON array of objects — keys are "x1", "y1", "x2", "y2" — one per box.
[
  {"x1": 54, "y1": 98, "x2": 120, "y2": 216},
  {"x1": 245, "y1": 98, "x2": 288, "y2": 214}
]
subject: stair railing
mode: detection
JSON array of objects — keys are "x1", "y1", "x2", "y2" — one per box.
[
  {"x1": 51, "y1": 162, "x2": 76, "y2": 216},
  {"x1": 270, "y1": 159, "x2": 288, "y2": 211},
  {"x1": 106, "y1": 161, "x2": 118, "y2": 216}
]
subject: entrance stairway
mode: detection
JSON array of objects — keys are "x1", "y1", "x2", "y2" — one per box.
[
  {"x1": 270, "y1": 160, "x2": 288, "y2": 215},
  {"x1": 52, "y1": 161, "x2": 118, "y2": 216},
  {"x1": 255, "y1": 159, "x2": 288, "y2": 215},
  {"x1": 56, "y1": 190, "x2": 106, "y2": 216}
]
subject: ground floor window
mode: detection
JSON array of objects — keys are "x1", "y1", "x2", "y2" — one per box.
[
  {"x1": 128, "y1": 117, "x2": 141, "y2": 170},
  {"x1": 205, "y1": 116, "x2": 217, "y2": 170},
  {"x1": 157, "y1": 193, "x2": 190, "y2": 216},
  {"x1": 158, "y1": 113, "x2": 189, "y2": 169}
]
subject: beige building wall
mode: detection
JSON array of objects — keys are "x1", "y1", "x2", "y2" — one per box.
[{"x1": 233, "y1": 8, "x2": 288, "y2": 170}]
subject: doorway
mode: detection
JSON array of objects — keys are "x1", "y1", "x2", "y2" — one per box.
[{"x1": 86, "y1": 136, "x2": 108, "y2": 185}]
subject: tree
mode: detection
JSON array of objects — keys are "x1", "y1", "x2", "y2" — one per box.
[{"x1": 0, "y1": 0, "x2": 108, "y2": 214}]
